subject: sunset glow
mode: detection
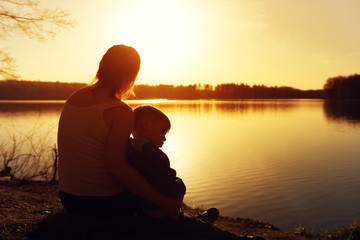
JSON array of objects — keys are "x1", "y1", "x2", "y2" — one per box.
[
  {"x1": 117, "y1": 1, "x2": 196, "y2": 74},
  {"x1": 1, "y1": 0, "x2": 360, "y2": 89}
]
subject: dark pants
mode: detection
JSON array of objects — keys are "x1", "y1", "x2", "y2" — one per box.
[
  {"x1": 140, "y1": 213, "x2": 241, "y2": 240},
  {"x1": 59, "y1": 191, "x2": 240, "y2": 239},
  {"x1": 59, "y1": 191, "x2": 139, "y2": 218}
]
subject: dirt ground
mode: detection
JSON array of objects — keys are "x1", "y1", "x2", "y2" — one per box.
[{"x1": 0, "y1": 178, "x2": 320, "y2": 240}]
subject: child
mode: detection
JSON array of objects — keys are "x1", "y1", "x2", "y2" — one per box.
[
  {"x1": 127, "y1": 105, "x2": 186, "y2": 217},
  {"x1": 127, "y1": 105, "x2": 265, "y2": 240}
]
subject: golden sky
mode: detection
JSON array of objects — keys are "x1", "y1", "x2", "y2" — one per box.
[{"x1": 2, "y1": 0, "x2": 360, "y2": 90}]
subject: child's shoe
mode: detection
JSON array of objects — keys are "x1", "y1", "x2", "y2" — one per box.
[{"x1": 197, "y1": 207, "x2": 220, "y2": 224}]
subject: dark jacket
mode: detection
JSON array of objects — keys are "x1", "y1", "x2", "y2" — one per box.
[{"x1": 127, "y1": 138, "x2": 186, "y2": 210}]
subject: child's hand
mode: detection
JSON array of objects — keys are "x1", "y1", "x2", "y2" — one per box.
[{"x1": 144, "y1": 209, "x2": 166, "y2": 218}]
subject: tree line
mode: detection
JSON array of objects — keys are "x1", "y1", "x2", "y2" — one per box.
[
  {"x1": 0, "y1": 80, "x2": 86, "y2": 100},
  {"x1": 1, "y1": 74, "x2": 359, "y2": 100},
  {"x1": 323, "y1": 74, "x2": 360, "y2": 99},
  {"x1": 133, "y1": 83, "x2": 322, "y2": 99},
  {"x1": 0, "y1": 80, "x2": 324, "y2": 100}
]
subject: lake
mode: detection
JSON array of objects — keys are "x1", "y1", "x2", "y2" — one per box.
[{"x1": 1, "y1": 99, "x2": 360, "y2": 232}]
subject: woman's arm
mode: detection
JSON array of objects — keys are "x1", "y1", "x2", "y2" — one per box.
[{"x1": 103, "y1": 106, "x2": 181, "y2": 216}]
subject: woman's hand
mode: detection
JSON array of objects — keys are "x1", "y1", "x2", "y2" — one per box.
[{"x1": 159, "y1": 196, "x2": 182, "y2": 218}]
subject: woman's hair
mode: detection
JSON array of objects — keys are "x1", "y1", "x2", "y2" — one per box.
[{"x1": 92, "y1": 45, "x2": 141, "y2": 99}]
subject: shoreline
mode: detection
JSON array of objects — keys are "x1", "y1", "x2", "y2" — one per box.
[{"x1": 0, "y1": 179, "x2": 359, "y2": 239}]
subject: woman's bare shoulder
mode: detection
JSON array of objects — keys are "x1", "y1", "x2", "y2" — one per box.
[
  {"x1": 67, "y1": 87, "x2": 95, "y2": 107},
  {"x1": 106, "y1": 103, "x2": 133, "y2": 117},
  {"x1": 103, "y1": 103, "x2": 134, "y2": 127}
]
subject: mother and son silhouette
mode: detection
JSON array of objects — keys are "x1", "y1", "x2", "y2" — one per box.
[{"x1": 57, "y1": 44, "x2": 265, "y2": 240}]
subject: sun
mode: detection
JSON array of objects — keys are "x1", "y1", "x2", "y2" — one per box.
[{"x1": 113, "y1": 1, "x2": 196, "y2": 79}]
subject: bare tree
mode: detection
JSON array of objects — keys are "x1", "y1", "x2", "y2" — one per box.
[
  {"x1": 0, "y1": 0, "x2": 74, "y2": 79},
  {"x1": 0, "y1": 124, "x2": 59, "y2": 181},
  {"x1": 0, "y1": 48, "x2": 18, "y2": 79}
]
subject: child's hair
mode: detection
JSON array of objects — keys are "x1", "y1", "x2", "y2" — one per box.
[{"x1": 133, "y1": 105, "x2": 171, "y2": 131}]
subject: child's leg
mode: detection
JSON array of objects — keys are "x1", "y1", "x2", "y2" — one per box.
[{"x1": 140, "y1": 213, "x2": 246, "y2": 240}]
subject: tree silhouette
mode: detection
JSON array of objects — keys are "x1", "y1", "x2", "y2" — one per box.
[
  {"x1": 0, "y1": 80, "x2": 86, "y2": 100},
  {"x1": 0, "y1": 49, "x2": 18, "y2": 79},
  {"x1": 0, "y1": 80, "x2": 323, "y2": 100},
  {"x1": 0, "y1": 0, "x2": 74, "y2": 79},
  {"x1": 323, "y1": 74, "x2": 360, "y2": 99}
]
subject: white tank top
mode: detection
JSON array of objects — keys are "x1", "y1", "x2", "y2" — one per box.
[{"x1": 58, "y1": 100, "x2": 128, "y2": 196}]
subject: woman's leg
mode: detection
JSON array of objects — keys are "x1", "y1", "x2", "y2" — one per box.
[{"x1": 59, "y1": 191, "x2": 138, "y2": 218}]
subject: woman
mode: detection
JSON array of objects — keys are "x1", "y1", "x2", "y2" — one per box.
[
  {"x1": 57, "y1": 45, "x2": 264, "y2": 240},
  {"x1": 58, "y1": 45, "x2": 180, "y2": 218}
]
